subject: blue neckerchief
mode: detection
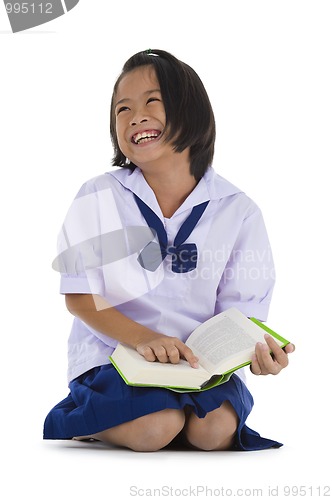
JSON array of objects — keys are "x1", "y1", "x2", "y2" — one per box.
[{"x1": 134, "y1": 194, "x2": 209, "y2": 273}]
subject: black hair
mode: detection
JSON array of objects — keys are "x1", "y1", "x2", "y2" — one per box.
[{"x1": 110, "y1": 49, "x2": 216, "y2": 181}]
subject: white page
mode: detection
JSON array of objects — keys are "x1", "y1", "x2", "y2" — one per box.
[
  {"x1": 188, "y1": 316, "x2": 255, "y2": 365},
  {"x1": 186, "y1": 307, "x2": 281, "y2": 373}
]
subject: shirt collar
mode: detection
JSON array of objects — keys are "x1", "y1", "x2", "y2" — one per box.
[{"x1": 107, "y1": 166, "x2": 242, "y2": 218}]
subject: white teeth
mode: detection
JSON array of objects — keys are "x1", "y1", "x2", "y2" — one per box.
[
  {"x1": 140, "y1": 137, "x2": 154, "y2": 144},
  {"x1": 133, "y1": 131, "x2": 159, "y2": 144}
]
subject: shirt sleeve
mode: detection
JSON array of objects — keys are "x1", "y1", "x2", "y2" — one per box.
[
  {"x1": 214, "y1": 207, "x2": 275, "y2": 321},
  {"x1": 53, "y1": 181, "x2": 106, "y2": 296}
]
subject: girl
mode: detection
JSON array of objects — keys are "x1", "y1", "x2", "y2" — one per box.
[{"x1": 44, "y1": 49, "x2": 294, "y2": 451}]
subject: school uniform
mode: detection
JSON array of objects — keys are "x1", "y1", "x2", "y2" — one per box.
[{"x1": 43, "y1": 166, "x2": 281, "y2": 450}]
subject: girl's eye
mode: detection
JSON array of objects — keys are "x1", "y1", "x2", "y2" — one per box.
[
  {"x1": 147, "y1": 97, "x2": 160, "y2": 104},
  {"x1": 117, "y1": 106, "x2": 130, "y2": 115}
]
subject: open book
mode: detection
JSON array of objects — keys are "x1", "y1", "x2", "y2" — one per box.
[{"x1": 109, "y1": 307, "x2": 290, "y2": 392}]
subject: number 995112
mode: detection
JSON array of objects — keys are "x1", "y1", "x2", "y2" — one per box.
[
  {"x1": 283, "y1": 486, "x2": 330, "y2": 497},
  {"x1": 5, "y1": 3, "x2": 53, "y2": 14}
]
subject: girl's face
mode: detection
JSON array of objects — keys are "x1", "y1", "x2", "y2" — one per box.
[{"x1": 114, "y1": 66, "x2": 175, "y2": 171}]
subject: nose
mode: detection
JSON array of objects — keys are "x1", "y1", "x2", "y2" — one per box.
[
  {"x1": 130, "y1": 105, "x2": 149, "y2": 126},
  {"x1": 130, "y1": 116, "x2": 148, "y2": 126}
]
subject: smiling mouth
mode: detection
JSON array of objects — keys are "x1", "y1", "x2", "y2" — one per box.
[{"x1": 131, "y1": 130, "x2": 161, "y2": 145}]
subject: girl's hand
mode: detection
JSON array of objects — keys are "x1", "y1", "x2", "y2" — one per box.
[
  {"x1": 251, "y1": 334, "x2": 295, "y2": 376},
  {"x1": 135, "y1": 334, "x2": 199, "y2": 368}
]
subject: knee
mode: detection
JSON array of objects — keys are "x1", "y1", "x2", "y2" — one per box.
[
  {"x1": 185, "y1": 403, "x2": 238, "y2": 451},
  {"x1": 188, "y1": 423, "x2": 237, "y2": 451},
  {"x1": 127, "y1": 409, "x2": 186, "y2": 452},
  {"x1": 95, "y1": 410, "x2": 185, "y2": 452}
]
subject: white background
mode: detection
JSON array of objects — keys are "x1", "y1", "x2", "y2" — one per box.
[{"x1": 1, "y1": 1, "x2": 331, "y2": 498}]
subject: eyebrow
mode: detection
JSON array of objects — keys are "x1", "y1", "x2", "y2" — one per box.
[{"x1": 115, "y1": 89, "x2": 161, "y2": 108}]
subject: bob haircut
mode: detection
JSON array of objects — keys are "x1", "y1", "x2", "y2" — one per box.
[{"x1": 110, "y1": 49, "x2": 216, "y2": 181}]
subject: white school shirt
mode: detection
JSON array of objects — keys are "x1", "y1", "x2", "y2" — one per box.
[{"x1": 57, "y1": 166, "x2": 275, "y2": 383}]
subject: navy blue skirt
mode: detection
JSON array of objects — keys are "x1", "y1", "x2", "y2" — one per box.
[{"x1": 43, "y1": 365, "x2": 282, "y2": 451}]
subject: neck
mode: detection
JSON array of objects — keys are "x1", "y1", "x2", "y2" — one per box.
[{"x1": 140, "y1": 154, "x2": 197, "y2": 218}]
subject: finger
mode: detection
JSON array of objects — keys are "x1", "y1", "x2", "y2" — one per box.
[
  {"x1": 153, "y1": 345, "x2": 169, "y2": 363},
  {"x1": 284, "y1": 343, "x2": 295, "y2": 354},
  {"x1": 175, "y1": 341, "x2": 199, "y2": 368},
  {"x1": 255, "y1": 342, "x2": 280, "y2": 375},
  {"x1": 137, "y1": 345, "x2": 157, "y2": 362},
  {"x1": 264, "y1": 335, "x2": 289, "y2": 368},
  {"x1": 166, "y1": 345, "x2": 181, "y2": 364},
  {"x1": 250, "y1": 353, "x2": 262, "y2": 375}
]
